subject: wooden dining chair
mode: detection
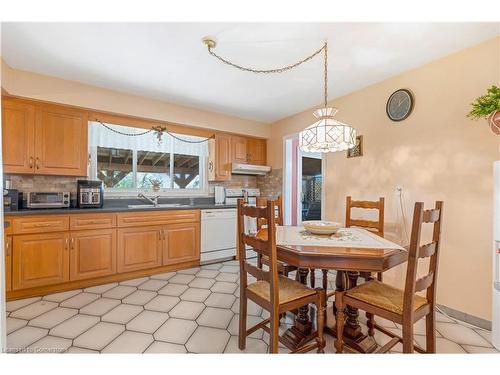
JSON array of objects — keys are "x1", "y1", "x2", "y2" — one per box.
[
  {"x1": 318, "y1": 197, "x2": 385, "y2": 297},
  {"x1": 255, "y1": 195, "x2": 297, "y2": 278},
  {"x1": 237, "y1": 198, "x2": 326, "y2": 353},
  {"x1": 334, "y1": 201, "x2": 444, "y2": 353}
]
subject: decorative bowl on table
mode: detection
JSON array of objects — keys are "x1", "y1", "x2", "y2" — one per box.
[{"x1": 302, "y1": 221, "x2": 342, "y2": 235}]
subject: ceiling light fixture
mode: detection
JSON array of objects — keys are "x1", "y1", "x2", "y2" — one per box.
[{"x1": 202, "y1": 37, "x2": 356, "y2": 153}]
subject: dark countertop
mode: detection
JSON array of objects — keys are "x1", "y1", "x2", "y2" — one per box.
[{"x1": 4, "y1": 197, "x2": 236, "y2": 216}]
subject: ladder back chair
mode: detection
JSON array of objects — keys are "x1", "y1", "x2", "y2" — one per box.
[
  {"x1": 255, "y1": 195, "x2": 297, "y2": 278},
  {"x1": 237, "y1": 198, "x2": 326, "y2": 353},
  {"x1": 318, "y1": 197, "x2": 385, "y2": 306},
  {"x1": 334, "y1": 201, "x2": 444, "y2": 353},
  {"x1": 346, "y1": 196, "x2": 385, "y2": 279}
]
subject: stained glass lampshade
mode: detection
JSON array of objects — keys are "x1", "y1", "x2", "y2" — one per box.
[{"x1": 299, "y1": 108, "x2": 356, "y2": 153}]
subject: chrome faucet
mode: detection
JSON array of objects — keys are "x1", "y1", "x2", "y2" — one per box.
[{"x1": 138, "y1": 193, "x2": 160, "y2": 207}]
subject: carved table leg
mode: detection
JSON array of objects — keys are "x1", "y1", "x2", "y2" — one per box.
[
  {"x1": 295, "y1": 268, "x2": 312, "y2": 333},
  {"x1": 324, "y1": 270, "x2": 377, "y2": 353},
  {"x1": 281, "y1": 268, "x2": 315, "y2": 350}
]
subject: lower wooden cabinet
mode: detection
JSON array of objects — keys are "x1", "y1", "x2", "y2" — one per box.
[
  {"x1": 117, "y1": 226, "x2": 163, "y2": 273},
  {"x1": 5, "y1": 236, "x2": 12, "y2": 292},
  {"x1": 12, "y1": 232, "x2": 70, "y2": 290},
  {"x1": 70, "y1": 229, "x2": 116, "y2": 281},
  {"x1": 163, "y1": 222, "x2": 200, "y2": 265},
  {"x1": 6, "y1": 211, "x2": 201, "y2": 295}
]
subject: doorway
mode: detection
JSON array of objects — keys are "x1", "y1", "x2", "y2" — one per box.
[
  {"x1": 283, "y1": 135, "x2": 325, "y2": 225},
  {"x1": 301, "y1": 154, "x2": 322, "y2": 221}
]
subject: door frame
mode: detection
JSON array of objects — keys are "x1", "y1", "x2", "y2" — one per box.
[{"x1": 282, "y1": 133, "x2": 326, "y2": 225}]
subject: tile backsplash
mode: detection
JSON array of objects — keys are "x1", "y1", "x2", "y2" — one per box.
[
  {"x1": 257, "y1": 168, "x2": 283, "y2": 198},
  {"x1": 6, "y1": 174, "x2": 80, "y2": 193},
  {"x1": 5, "y1": 174, "x2": 258, "y2": 197}
]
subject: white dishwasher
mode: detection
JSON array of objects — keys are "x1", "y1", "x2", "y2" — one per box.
[{"x1": 200, "y1": 209, "x2": 237, "y2": 263}]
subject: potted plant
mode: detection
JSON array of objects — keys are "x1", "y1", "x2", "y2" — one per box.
[{"x1": 468, "y1": 85, "x2": 500, "y2": 135}]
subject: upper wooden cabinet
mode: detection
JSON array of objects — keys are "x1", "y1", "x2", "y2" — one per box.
[
  {"x1": 208, "y1": 133, "x2": 231, "y2": 181},
  {"x1": 230, "y1": 135, "x2": 267, "y2": 165},
  {"x1": 209, "y1": 133, "x2": 267, "y2": 180},
  {"x1": 231, "y1": 135, "x2": 248, "y2": 163},
  {"x1": 1, "y1": 98, "x2": 88, "y2": 176},
  {"x1": 35, "y1": 104, "x2": 88, "y2": 176},
  {"x1": 2, "y1": 99, "x2": 36, "y2": 174},
  {"x1": 247, "y1": 138, "x2": 267, "y2": 165}
]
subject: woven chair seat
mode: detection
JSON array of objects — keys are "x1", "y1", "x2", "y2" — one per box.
[
  {"x1": 346, "y1": 280, "x2": 427, "y2": 315},
  {"x1": 247, "y1": 275, "x2": 316, "y2": 305}
]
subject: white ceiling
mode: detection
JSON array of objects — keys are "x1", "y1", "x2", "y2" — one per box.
[{"x1": 1, "y1": 23, "x2": 499, "y2": 123}]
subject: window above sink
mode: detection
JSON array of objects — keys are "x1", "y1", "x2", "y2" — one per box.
[{"x1": 88, "y1": 122, "x2": 208, "y2": 197}]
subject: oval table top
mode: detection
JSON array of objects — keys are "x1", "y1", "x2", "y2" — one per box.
[{"x1": 257, "y1": 226, "x2": 408, "y2": 272}]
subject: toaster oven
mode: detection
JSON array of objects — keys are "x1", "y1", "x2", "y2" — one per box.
[{"x1": 26, "y1": 192, "x2": 71, "y2": 209}]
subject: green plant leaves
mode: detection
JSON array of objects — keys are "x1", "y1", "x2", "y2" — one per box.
[{"x1": 468, "y1": 85, "x2": 500, "y2": 120}]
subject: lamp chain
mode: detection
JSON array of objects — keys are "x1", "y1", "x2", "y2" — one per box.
[
  {"x1": 206, "y1": 42, "x2": 327, "y2": 75},
  {"x1": 206, "y1": 41, "x2": 329, "y2": 111},
  {"x1": 324, "y1": 41, "x2": 328, "y2": 109}
]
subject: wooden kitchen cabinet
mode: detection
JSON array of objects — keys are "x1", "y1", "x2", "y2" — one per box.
[
  {"x1": 247, "y1": 138, "x2": 267, "y2": 165},
  {"x1": 35, "y1": 104, "x2": 88, "y2": 176},
  {"x1": 12, "y1": 232, "x2": 70, "y2": 290},
  {"x1": 2, "y1": 99, "x2": 36, "y2": 174},
  {"x1": 163, "y1": 222, "x2": 200, "y2": 265},
  {"x1": 230, "y1": 135, "x2": 267, "y2": 165},
  {"x1": 208, "y1": 133, "x2": 231, "y2": 181},
  {"x1": 117, "y1": 226, "x2": 163, "y2": 273},
  {"x1": 231, "y1": 135, "x2": 248, "y2": 163},
  {"x1": 1, "y1": 98, "x2": 89, "y2": 176},
  {"x1": 70, "y1": 229, "x2": 116, "y2": 281},
  {"x1": 5, "y1": 236, "x2": 12, "y2": 292}
]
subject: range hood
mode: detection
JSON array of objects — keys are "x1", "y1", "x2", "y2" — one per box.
[{"x1": 231, "y1": 163, "x2": 271, "y2": 176}]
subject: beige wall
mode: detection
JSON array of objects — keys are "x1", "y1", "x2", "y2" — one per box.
[
  {"x1": 0, "y1": 60, "x2": 270, "y2": 138},
  {"x1": 269, "y1": 37, "x2": 500, "y2": 320}
]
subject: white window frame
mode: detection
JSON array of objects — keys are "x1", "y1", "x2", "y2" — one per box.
[{"x1": 89, "y1": 133, "x2": 209, "y2": 198}]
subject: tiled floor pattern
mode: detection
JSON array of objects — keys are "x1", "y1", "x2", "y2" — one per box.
[{"x1": 5, "y1": 260, "x2": 499, "y2": 354}]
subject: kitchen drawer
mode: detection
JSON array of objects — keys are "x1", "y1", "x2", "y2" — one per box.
[
  {"x1": 117, "y1": 209, "x2": 200, "y2": 227},
  {"x1": 70, "y1": 213, "x2": 117, "y2": 230},
  {"x1": 12, "y1": 215, "x2": 70, "y2": 234}
]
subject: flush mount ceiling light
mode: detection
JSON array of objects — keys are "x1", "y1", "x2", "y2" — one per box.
[{"x1": 202, "y1": 37, "x2": 356, "y2": 153}]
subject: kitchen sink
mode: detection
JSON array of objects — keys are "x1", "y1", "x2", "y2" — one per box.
[{"x1": 127, "y1": 203, "x2": 188, "y2": 209}]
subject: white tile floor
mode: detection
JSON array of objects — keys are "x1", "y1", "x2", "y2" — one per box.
[{"x1": 5, "y1": 260, "x2": 499, "y2": 354}]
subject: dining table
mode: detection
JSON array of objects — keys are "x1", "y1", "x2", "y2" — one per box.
[{"x1": 271, "y1": 225, "x2": 408, "y2": 353}]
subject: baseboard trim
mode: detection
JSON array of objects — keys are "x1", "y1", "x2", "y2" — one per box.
[{"x1": 437, "y1": 304, "x2": 492, "y2": 330}]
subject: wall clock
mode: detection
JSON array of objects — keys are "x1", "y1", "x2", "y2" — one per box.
[{"x1": 386, "y1": 89, "x2": 414, "y2": 121}]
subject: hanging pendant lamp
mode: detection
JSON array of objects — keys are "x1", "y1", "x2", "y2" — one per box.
[
  {"x1": 298, "y1": 42, "x2": 356, "y2": 152},
  {"x1": 203, "y1": 38, "x2": 356, "y2": 152}
]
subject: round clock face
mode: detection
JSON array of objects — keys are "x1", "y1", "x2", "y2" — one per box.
[{"x1": 386, "y1": 89, "x2": 414, "y2": 121}]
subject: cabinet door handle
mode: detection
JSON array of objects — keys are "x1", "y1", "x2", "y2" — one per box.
[
  {"x1": 80, "y1": 219, "x2": 107, "y2": 225},
  {"x1": 29, "y1": 157, "x2": 34, "y2": 169},
  {"x1": 5, "y1": 240, "x2": 10, "y2": 256},
  {"x1": 33, "y1": 223, "x2": 56, "y2": 228},
  {"x1": 65, "y1": 238, "x2": 69, "y2": 249},
  {"x1": 35, "y1": 157, "x2": 40, "y2": 170},
  {"x1": 71, "y1": 238, "x2": 75, "y2": 249},
  {"x1": 158, "y1": 231, "x2": 162, "y2": 241}
]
